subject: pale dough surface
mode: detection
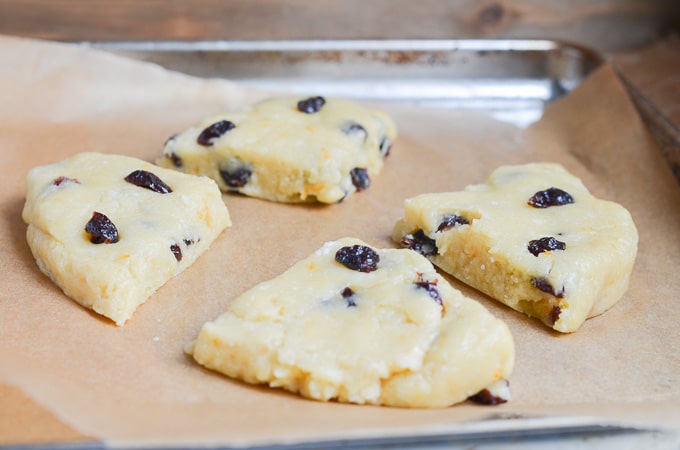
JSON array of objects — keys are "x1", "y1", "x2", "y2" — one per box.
[
  {"x1": 157, "y1": 96, "x2": 397, "y2": 204},
  {"x1": 22, "y1": 152, "x2": 231, "y2": 326},
  {"x1": 393, "y1": 163, "x2": 639, "y2": 333},
  {"x1": 188, "y1": 237, "x2": 514, "y2": 408}
]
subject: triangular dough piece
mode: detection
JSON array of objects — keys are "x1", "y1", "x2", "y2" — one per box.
[
  {"x1": 22, "y1": 152, "x2": 231, "y2": 325},
  {"x1": 187, "y1": 237, "x2": 514, "y2": 408},
  {"x1": 157, "y1": 96, "x2": 397, "y2": 204},
  {"x1": 393, "y1": 163, "x2": 638, "y2": 333}
]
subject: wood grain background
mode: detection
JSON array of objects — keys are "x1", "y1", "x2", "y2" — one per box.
[{"x1": 0, "y1": 0, "x2": 678, "y2": 51}]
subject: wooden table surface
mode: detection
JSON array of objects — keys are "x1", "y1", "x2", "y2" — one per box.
[{"x1": 0, "y1": 0, "x2": 677, "y2": 52}]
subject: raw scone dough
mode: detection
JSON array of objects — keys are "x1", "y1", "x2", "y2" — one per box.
[
  {"x1": 187, "y1": 237, "x2": 514, "y2": 408},
  {"x1": 157, "y1": 96, "x2": 397, "y2": 204},
  {"x1": 22, "y1": 152, "x2": 231, "y2": 326},
  {"x1": 393, "y1": 163, "x2": 639, "y2": 333}
]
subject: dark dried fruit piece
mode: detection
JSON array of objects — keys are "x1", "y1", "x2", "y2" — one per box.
[
  {"x1": 341, "y1": 121, "x2": 367, "y2": 142},
  {"x1": 469, "y1": 389, "x2": 506, "y2": 405},
  {"x1": 414, "y1": 273, "x2": 443, "y2": 308},
  {"x1": 124, "y1": 170, "x2": 173, "y2": 194},
  {"x1": 531, "y1": 277, "x2": 564, "y2": 298},
  {"x1": 401, "y1": 230, "x2": 438, "y2": 257},
  {"x1": 53, "y1": 176, "x2": 79, "y2": 186},
  {"x1": 469, "y1": 381, "x2": 511, "y2": 405},
  {"x1": 183, "y1": 238, "x2": 198, "y2": 246},
  {"x1": 528, "y1": 187, "x2": 574, "y2": 208},
  {"x1": 166, "y1": 152, "x2": 182, "y2": 168},
  {"x1": 85, "y1": 211, "x2": 119, "y2": 244},
  {"x1": 379, "y1": 137, "x2": 392, "y2": 157},
  {"x1": 350, "y1": 168, "x2": 370, "y2": 191},
  {"x1": 527, "y1": 236, "x2": 566, "y2": 256},
  {"x1": 335, "y1": 245, "x2": 380, "y2": 273},
  {"x1": 220, "y1": 165, "x2": 252, "y2": 189},
  {"x1": 297, "y1": 96, "x2": 326, "y2": 114},
  {"x1": 437, "y1": 214, "x2": 469, "y2": 232},
  {"x1": 341, "y1": 286, "x2": 357, "y2": 307},
  {"x1": 549, "y1": 305, "x2": 562, "y2": 325},
  {"x1": 197, "y1": 120, "x2": 236, "y2": 146},
  {"x1": 170, "y1": 243, "x2": 182, "y2": 262}
]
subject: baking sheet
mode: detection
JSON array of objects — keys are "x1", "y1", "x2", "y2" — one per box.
[
  {"x1": 88, "y1": 38, "x2": 602, "y2": 127},
  {"x1": 0, "y1": 35, "x2": 679, "y2": 448}
]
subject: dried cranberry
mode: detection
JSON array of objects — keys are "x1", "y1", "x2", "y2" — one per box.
[
  {"x1": 335, "y1": 245, "x2": 380, "y2": 272},
  {"x1": 341, "y1": 286, "x2": 357, "y2": 307},
  {"x1": 549, "y1": 305, "x2": 562, "y2": 325},
  {"x1": 469, "y1": 388, "x2": 509, "y2": 405},
  {"x1": 531, "y1": 277, "x2": 564, "y2": 297},
  {"x1": 527, "y1": 237, "x2": 566, "y2": 256},
  {"x1": 197, "y1": 120, "x2": 235, "y2": 146},
  {"x1": 401, "y1": 230, "x2": 438, "y2": 257},
  {"x1": 379, "y1": 137, "x2": 392, "y2": 157},
  {"x1": 53, "y1": 176, "x2": 79, "y2": 186},
  {"x1": 350, "y1": 168, "x2": 370, "y2": 191},
  {"x1": 220, "y1": 165, "x2": 252, "y2": 189},
  {"x1": 414, "y1": 273, "x2": 443, "y2": 308},
  {"x1": 170, "y1": 243, "x2": 182, "y2": 262},
  {"x1": 124, "y1": 170, "x2": 173, "y2": 194},
  {"x1": 341, "y1": 121, "x2": 367, "y2": 142},
  {"x1": 297, "y1": 96, "x2": 325, "y2": 114},
  {"x1": 437, "y1": 214, "x2": 469, "y2": 232},
  {"x1": 528, "y1": 187, "x2": 574, "y2": 208},
  {"x1": 166, "y1": 152, "x2": 182, "y2": 168},
  {"x1": 85, "y1": 212, "x2": 119, "y2": 244}
]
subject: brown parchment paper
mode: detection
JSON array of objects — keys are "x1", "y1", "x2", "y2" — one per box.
[{"x1": 1, "y1": 35, "x2": 679, "y2": 447}]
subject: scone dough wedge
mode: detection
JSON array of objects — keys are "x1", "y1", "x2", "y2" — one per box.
[
  {"x1": 393, "y1": 163, "x2": 639, "y2": 333},
  {"x1": 157, "y1": 95, "x2": 397, "y2": 204},
  {"x1": 22, "y1": 152, "x2": 231, "y2": 326},
  {"x1": 187, "y1": 238, "x2": 514, "y2": 408}
]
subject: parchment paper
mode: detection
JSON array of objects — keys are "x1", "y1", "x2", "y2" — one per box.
[{"x1": 1, "y1": 35, "x2": 679, "y2": 447}]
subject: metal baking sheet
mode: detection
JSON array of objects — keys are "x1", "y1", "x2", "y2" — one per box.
[{"x1": 83, "y1": 39, "x2": 603, "y2": 126}]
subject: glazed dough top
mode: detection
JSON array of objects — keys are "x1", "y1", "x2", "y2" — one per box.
[
  {"x1": 159, "y1": 96, "x2": 397, "y2": 203},
  {"x1": 189, "y1": 237, "x2": 514, "y2": 407},
  {"x1": 22, "y1": 152, "x2": 231, "y2": 325},
  {"x1": 23, "y1": 152, "x2": 231, "y2": 265},
  {"x1": 398, "y1": 163, "x2": 638, "y2": 304}
]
